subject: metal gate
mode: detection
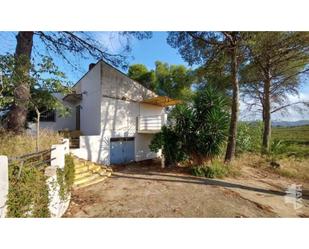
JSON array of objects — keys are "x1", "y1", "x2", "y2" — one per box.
[{"x1": 110, "y1": 137, "x2": 135, "y2": 164}]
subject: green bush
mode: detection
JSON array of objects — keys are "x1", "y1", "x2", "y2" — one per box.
[
  {"x1": 270, "y1": 139, "x2": 288, "y2": 155},
  {"x1": 149, "y1": 125, "x2": 187, "y2": 165},
  {"x1": 191, "y1": 161, "x2": 228, "y2": 179},
  {"x1": 7, "y1": 163, "x2": 50, "y2": 218},
  {"x1": 150, "y1": 86, "x2": 229, "y2": 165},
  {"x1": 57, "y1": 154, "x2": 75, "y2": 201},
  {"x1": 6, "y1": 154, "x2": 75, "y2": 217},
  {"x1": 236, "y1": 122, "x2": 262, "y2": 154}
]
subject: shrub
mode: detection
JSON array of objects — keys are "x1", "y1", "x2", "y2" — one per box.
[
  {"x1": 7, "y1": 162, "x2": 50, "y2": 218},
  {"x1": 149, "y1": 126, "x2": 187, "y2": 165},
  {"x1": 150, "y1": 86, "x2": 229, "y2": 166},
  {"x1": 236, "y1": 122, "x2": 262, "y2": 154},
  {"x1": 270, "y1": 139, "x2": 288, "y2": 155},
  {"x1": 57, "y1": 154, "x2": 75, "y2": 201}
]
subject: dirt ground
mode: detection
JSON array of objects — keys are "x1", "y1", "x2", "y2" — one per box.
[{"x1": 65, "y1": 160, "x2": 309, "y2": 218}]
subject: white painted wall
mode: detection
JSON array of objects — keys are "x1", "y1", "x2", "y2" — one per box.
[
  {"x1": 79, "y1": 62, "x2": 102, "y2": 135},
  {"x1": 75, "y1": 62, "x2": 165, "y2": 165},
  {"x1": 140, "y1": 103, "x2": 164, "y2": 116},
  {"x1": 0, "y1": 156, "x2": 8, "y2": 218},
  {"x1": 135, "y1": 134, "x2": 161, "y2": 162},
  {"x1": 101, "y1": 62, "x2": 157, "y2": 102}
]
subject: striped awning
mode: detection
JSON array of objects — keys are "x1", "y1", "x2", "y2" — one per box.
[{"x1": 141, "y1": 96, "x2": 182, "y2": 107}]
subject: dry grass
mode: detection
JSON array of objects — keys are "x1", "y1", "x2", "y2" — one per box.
[
  {"x1": 0, "y1": 129, "x2": 62, "y2": 157},
  {"x1": 231, "y1": 153, "x2": 309, "y2": 181},
  {"x1": 274, "y1": 157, "x2": 309, "y2": 181}
]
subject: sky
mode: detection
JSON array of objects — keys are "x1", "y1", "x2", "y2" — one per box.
[{"x1": 0, "y1": 31, "x2": 308, "y2": 121}]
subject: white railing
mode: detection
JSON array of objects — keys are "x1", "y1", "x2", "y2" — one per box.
[{"x1": 137, "y1": 114, "x2": 167, "y2": 133}]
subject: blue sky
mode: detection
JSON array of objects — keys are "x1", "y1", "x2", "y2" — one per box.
[
  {"x1": 129, "y1": 32, "x2": 188, "y2": 70},
  {"x1": 0, "y1": 31, "x2": 308, "y2": 121},
  {"x1": 0, "y1": 32, "x2": 188, "y2": 82}
]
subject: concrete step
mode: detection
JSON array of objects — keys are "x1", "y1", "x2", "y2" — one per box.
[
  {"x1": 74, "y1": 171, "x2": 93, "y2": 180},
  {"x1": 90, "y1": 167, "x2": 107, "y2": 174},
  {"x1": 73, "y1": 175, "x2": 108, "y2": 189},
  {"x1": 74, "y1": 173, "x2": 102, "y2": 186},
  {"x1": 97, "y1": 170, "x2": 112, "y2": 177},
  {"x1": 75, "y1": 166, "x2": 89, "y2": 174},
  {"x1": 72, "y1": 156, "x2": 112, "y2": 189},
  {"x1": 74, "y1": 167, "x2": 110, "y2": 180},
  {"x1": 75, "y1": 164, "x2": 104, "y2": 174}
]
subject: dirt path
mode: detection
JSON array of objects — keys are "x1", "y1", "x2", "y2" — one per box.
[
  {"x1": 225, "y1": 166, "x2": 309, "y2": 217},
  {"x1": 65, "y1": 161, "x2": 309, "y2": 218}
]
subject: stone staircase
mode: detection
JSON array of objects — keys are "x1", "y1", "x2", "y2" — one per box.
[{"x1": 73, "y1": 157, "x2": 112, "y2": 189}]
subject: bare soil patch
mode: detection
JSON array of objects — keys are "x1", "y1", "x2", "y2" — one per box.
[{"x1": 64, "y1": 160, "x2": 309, "y2": 218}]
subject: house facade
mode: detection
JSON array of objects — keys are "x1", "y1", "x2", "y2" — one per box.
[{"x1": 31, "y1": 60, "x2": 179, "y2": 165}]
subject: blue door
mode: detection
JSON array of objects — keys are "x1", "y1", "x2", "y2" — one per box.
[
  {"x1": 123, "y1": 139, "x2": 135, "y2": 163},
  {"x1": 110, "y1": 137, "x2": 135, "y2": 164}
]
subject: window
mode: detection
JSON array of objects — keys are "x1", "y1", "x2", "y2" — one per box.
[
  {"x1": 40, "y1": 110, "x2": 56, "y2": 122},
  {"x1": 27, "y1": 109, "x2": 56, "y2": 122}
]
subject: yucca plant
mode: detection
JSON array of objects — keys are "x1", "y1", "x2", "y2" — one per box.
[
  {"x1": 188, "y1": 86, "x2": 230, "y2": 164},
  {"x1": 150, "y1": 86, "x2": 229, "y2": 165}
]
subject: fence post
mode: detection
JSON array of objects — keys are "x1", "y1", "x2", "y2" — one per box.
[
  {"x1": 47, "y1": 143, "x2": 70, "y2": 217},
  {"x1": 62, "y1": 138, "x2": 70, "y2": 155},
  {"x1": 0, "y1": 156, "x2": 8, "y2": 218},
  {"x1": 51, "y1": 144, "x2": 65, "y2": 169}
]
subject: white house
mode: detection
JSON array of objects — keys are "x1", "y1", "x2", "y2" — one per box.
[{"x1": 31, "y1": 60, "x2": 179, "y2": 165}]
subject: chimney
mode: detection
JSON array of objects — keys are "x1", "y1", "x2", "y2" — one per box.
[{"x1": 89, "y1": 63, "x2": 96, "y2": 71}]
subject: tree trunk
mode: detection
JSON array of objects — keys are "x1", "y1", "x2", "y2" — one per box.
[
  {"x1": 7, "y1": 31, "x2": 34, "y2": 133},
  {"x1": 262, "y1": 70, "x2": 272, "y2": 154},
  {"x1": 224, "y1": 45, "x2": 240, "y2": 164}
]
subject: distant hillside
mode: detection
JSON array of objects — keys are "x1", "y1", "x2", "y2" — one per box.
[{"x1": 272, "y1": 120, "x2": 309, "y2": 127}]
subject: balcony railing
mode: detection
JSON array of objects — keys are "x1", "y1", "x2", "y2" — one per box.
[{"x1": 137, "y1": 114, "x2": 167, "y2": 133}]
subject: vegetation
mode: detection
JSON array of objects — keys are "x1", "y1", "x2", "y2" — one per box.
[
  {"x1": 0, "y1": 54, "x2": 71, "y2": 151},
  {"x1": 150, "y1": 86, "x2": 229, "y2": 165},
  {"x1": 236, "y1": 122, "x2": 263, "y2": 154},
  {"x1": 1, "y1": 129, "x2": 59, "y2": 217},
  {"x1": 149, "y1": 125, "x2": 187, "y2": 166},
  {"x1": 7, "y1": 161, "x2": 50, "y2": 218},
  {"x1": 6, "y1": 153, "x2": 76, "y2": 217},
  {"x1": 167, "y1": 32, "x2": 246, "y2": 163},
  {"x1": 0, "y1": 129, "x2": 61, "y2": 157},
  {"x1": 272, "y1": 125, "x2": 309, "y2": 158},
  {"x1": 191, "y1": 161, "x2": 229, "y2": 178},
  {"x1": 128, "y1": 61, "x2": 195, "y2": 100},
  {"x1": 57, "y1": 154, "x2": 75, "y2": 201},
  {"x1": 232, "y1": 152, "x2": 309, "y2": 181},
  {"x1": 240, "y1": 32, "x2": 309, "y2": 153}
]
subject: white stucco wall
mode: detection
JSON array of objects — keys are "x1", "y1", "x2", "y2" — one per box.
[
  {"x1": 101, "y1": 62, "x2": 157, "y2": 101},
  {"x1": 100, "y1": 62, "x2": 164, "y2": 164},
  {"x1": 135, "y1": 134, "x2": 161, "y2": 162},
  {"x1": 79, "y1": 62, "x2": 102, "y2": 135},
  {"x1": 75, "y1": 62, "x2": 164, "y2": 165},
  {"x1": 0, "y1": 156, "x2": 8, "y2": 218},
  {"x1": 139, "y1": 103, "x2": 164, "y2": 116}
]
